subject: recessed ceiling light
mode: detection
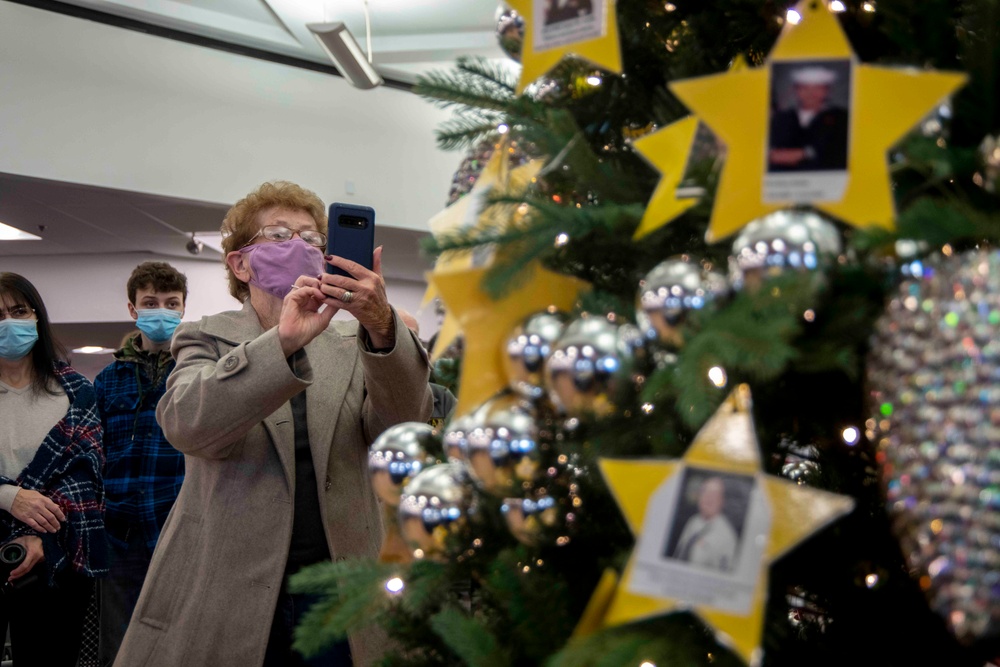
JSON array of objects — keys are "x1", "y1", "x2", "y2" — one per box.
[
  {"x1": 72, "y1": 346, "x2": 115, "y2": 354},
  {"x1": 0, "y1": 221, "x2": 42, "y2": 241}
]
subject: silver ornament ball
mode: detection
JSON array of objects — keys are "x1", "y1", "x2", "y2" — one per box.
[
  {"x1": 461, "y1": 395, "x2": 541, "y2": 496},
  {"x1": 978, "y1": 134, "x2": 1000, "y2": 193},
  {"x1": 526, "y1": 77, "x2": 564, "y2": 103},
  {"x1": 442, "y1": 410, "x2": 480, "y2": 462},
  {"x1": 495, "y1": 6, "x2": 524, "y2": 62},
  {"x1": 398, "y1": 463, "x2": 474, "y2": 561},
  {"x1": 503, "y1": 311, "x2": 568, "y2": 400},
  {"x1": 502, "y1": 459, "x2": 584, "y2": 545},
  {"x1": 636, "y1": 256, "x2": 729, "y2": 348},
  {"x1": 780, "y1": 443, "x2": 821, "y2": 485},
  {"x1": 501, "y1": 494, "x2": 559, "y2": 545},
  {"x1": 543, "y1": 316, "x2": 644, "y2": 418},
  {"x1": 369, "y1": 422, "x2": 437, "y2": 507},
  {"x1": 729, "y1": 209, "x2": 841, "y2": 292}
]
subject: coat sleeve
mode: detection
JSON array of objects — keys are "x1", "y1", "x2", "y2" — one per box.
[
  {"x1": 156, "y1": 321, "x2": 312, "y2": 460},
  {"x1": 356, "y1": 308, "x2": 433, "y2": 443}
]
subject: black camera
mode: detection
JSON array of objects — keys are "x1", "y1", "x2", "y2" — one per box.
[{"x1": 0, "y1": 542, "x2": 33, "y2": 592}]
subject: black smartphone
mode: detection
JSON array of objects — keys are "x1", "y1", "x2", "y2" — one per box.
[{"x1": 326, "y1": 203, "x2": 375, "y2": 278}]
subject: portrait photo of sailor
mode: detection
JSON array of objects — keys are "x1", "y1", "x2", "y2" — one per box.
[
  {"x1": 543, "y1": 0, "x2": 594, "y2": 26},
  {"x1": 534, "y1": 0, "x2": 603, "y2": 52},
  {"x1": 767, "y1": 60, "x2": 851, "y2": 174}
]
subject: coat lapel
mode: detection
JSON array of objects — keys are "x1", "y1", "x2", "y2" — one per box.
[
  {"x1": 262, "y1": 403, "x2": 296, "y2": 494},
  {"x1": 201, "y1": 301, "x2": 297, "y2": 493},
  {"x1": 304, "y1": 321, "x2": 360, "y2": 487}
]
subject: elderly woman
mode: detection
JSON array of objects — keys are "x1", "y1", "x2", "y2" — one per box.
[
  {"x1": 115, "y1": 181, "x2": 432, "y2": 667},
  {"x1": 0, "y1": 272, "x2": 106, "y2": 666}
]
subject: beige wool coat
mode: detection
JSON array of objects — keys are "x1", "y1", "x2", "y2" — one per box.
[{"x1": 113, "y1": 302, "x2": 432, "y2": 667}]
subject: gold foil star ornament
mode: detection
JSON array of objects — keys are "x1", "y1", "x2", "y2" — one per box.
[
  {"x1": 507, "y1": 0, "x2": 622, "y2": 95},
  {"x1": 429, "y1": 262, "x2": 588, "y2": 417},
  {"x1": 423, "y1": 146, "x2": 544, "y2": 358},
  {"x1": 669, "y1": 0, "x2": 966, "y2": 242},
  {"x1": 631, "y1": 56, "x2": 750, "y2": 240},
  {"x1": 631, "y1": 115, "x2": 701, "y2": 240},
  {"x1": 596, "y1": 385, "x2": 855, "y2": 665}
]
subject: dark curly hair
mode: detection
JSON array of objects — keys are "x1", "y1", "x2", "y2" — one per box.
[{"x1": 126, "y1": 261, "x2": 188, "y2": 305}]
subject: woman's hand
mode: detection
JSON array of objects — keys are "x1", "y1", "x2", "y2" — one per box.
[
  {"x1": 276, "y1": 275, "x2": 342, "y2": 357},
  {"x1": 322, "y1": 247, "x2": 395, "y2": 349},
  {"x1": 8, "y1": 535, "x2": 43, "y2": 582},
  {"x1": 10, "y1": 489, "x2": 64, "y2": 533}
]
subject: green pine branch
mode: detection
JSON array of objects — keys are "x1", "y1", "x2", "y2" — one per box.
[
  {"x1": 415, "y1": 57, "x2": 517, "y2": 115},
  {"x1": 436, "y1": 113, "x2": 507, "y2": 151},
  {"x1": 428, "y1": 606, "x2": 511, "y2": 667},
  {"x1": 643, "y1": 274, "x2": 812, "y2": 428},
  {"x1": 290, "y1": 559, "x2": 400, "y2": 657}
]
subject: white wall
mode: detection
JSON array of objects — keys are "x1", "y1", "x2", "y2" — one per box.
[{"x1": 0, "y1": 1, "x2": 458, "y2": 232}]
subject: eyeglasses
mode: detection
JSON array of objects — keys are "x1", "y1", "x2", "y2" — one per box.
[
  {"x1": 242, "y1": 225, "x2": 327, "y2": 249},
  {"x1": 0, "y1": 305, "x2": 35, "y2": 321}
]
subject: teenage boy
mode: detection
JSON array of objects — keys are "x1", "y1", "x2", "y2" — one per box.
[{"x1": 94, "y1": 261, "x2": 187, "y2": 666}]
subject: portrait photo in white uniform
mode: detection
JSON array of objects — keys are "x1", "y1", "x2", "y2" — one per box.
[
  {"x1": 663, "y1": 469, "x2": 753, "y2": 573},
  {"x1": 629, "y1": 466, "x2": 770, "y2": 614}
]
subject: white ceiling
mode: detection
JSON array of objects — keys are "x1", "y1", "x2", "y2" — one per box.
[{"x1": 54, "y1": 0, "x2": 517, "y2": 83}]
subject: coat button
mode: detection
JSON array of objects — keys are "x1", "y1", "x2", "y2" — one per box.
[
  {"x1": 224, "y1": 356, "x2": 238, "y2": 371},
  {"x1": 324, "y1": 476, "x2": 332, "y2": 492}
]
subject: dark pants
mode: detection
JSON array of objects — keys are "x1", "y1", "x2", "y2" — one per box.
[
  {"x1": 99, "y1": 529, "x2": 152, "y2": 667},
  {"x1": 263, "y1": 589, "x2": 353, "y2": 667},
  {"x1": 0, "y1": 565, "x2": 92, "y2": 667}
]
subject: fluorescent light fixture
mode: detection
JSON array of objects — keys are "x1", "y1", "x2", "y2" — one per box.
[
  {"x1": 307, "y1": 22, "x2": 384, "y2": 90},
  {"x1": 0, "y1": 221, "x2": 41, "y2": 241},
  {"x1": 72, "y1": 346, "x2": 115, "y2": 354}
]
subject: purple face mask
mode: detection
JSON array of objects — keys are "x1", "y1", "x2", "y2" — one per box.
[{"x1": 240, "y1": 238, "x2": 325, "y2": 299}]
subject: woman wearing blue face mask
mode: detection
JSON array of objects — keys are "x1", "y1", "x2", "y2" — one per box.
[{"x1": 0, "y1": 272, "x2": 107, "y2": 666}]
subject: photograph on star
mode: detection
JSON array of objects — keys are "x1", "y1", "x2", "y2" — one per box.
[
  {"x1": 533, "y1": 0, "x2": 605, "y2": 52},
  {"x1": 629, "y1": 465, "x2": 771, "y2": 614},
  {"x1": 764, "y1": 58, "x2": 852, "y2": 204}
]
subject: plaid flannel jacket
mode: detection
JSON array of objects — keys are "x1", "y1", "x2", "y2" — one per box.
[
  {"x1": 94, "y1": 337, "x2": 184, "y2": 550},
  {"x1": 0, "y1": 363, "x2": 108, "y2": 579}
]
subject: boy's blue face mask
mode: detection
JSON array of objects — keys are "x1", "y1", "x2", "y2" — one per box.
[
  {"x1": 0, "y1": 320, "x2": 39, "y2": 360},
  {"x1": 135, "y1": 308, "x2": 183, "y2": 343}
]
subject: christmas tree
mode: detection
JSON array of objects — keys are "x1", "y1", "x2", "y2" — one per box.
[{"x1": 291, "y1": 1, "x2": 1000, "y2": 665}]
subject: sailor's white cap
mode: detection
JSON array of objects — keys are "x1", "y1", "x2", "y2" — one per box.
[{"x1": 790, "y1": 66, "x2": 837, "y2": 85}]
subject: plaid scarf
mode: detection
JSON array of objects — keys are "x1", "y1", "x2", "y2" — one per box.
[{"x1": 0, "y1": 363, "x2": 108, "y2": 580}]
